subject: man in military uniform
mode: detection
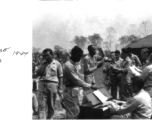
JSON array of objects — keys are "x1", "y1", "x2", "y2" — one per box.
[{"x1": 36, "y1": 48, "x2": 63, "y2": 119}]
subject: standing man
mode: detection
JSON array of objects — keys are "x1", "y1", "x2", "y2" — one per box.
[
  {"x1": 115, "y1": 50, "x2": 123, "y2": 67},
  {"x1": 63, "y1": 46, "x2": 97, "y2": 119},
  {"x1": 141, "y1": 48, "x2": 150, "y2": 69},
  {"x1": 128, "y1": 48, "x2": 141, "y2": 68},
  {"x1": 111, "y1": 48, "x2": 133, "y2": 101},
  {"x1": 36, "y1": 48, "x2": 63, "y2": 119},
  {"x1": 109, "y1": 52, "x2": 121, "y2": 99},
  {"x1": 84, "y1": 45, "x2": 104, "y2": 85},
  {"x1": 140, "y1": 53, "x2": 152, "y2": 98}
]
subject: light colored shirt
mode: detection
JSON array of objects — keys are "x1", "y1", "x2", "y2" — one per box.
[
  {"x1": 120, "y1": 57, "x2": 133, "y2": 84},
  {"x1": 84, "y1": 54, "x2": 97, "y2": 84},
  {"x1": 63, "y1": 59, "x2": 91, "y2": 88},
  {"x1": 140, "y1": 64, "x2": 152, "y2": 88},
  {"x1": 110, "y1": 89, "x2": 152, "y2": 119},
  {"x1": 36, "y1": 59, "x2": 63, "y2": 82},
  {"x1": 130, "y1": 54, "x2": 142, "y2": 67},
  {"x1": 115, "y1": 57, "x2": 123, "y2": 68}
]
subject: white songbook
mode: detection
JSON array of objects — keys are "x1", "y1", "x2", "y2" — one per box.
[
  {"x1": 128, "y1": 65, "x2": 142, "y2": 76},
  {"x1": 93, "y1": 90, "x2": 108, "y2": 103}
]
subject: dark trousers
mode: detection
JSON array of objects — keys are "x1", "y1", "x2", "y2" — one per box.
[
  {"x1": 37, "y1": 81, "x2": 58, "y2": 119},
  {"x1": 110, "y1": 76, "x2": 119, "y2": 99}
]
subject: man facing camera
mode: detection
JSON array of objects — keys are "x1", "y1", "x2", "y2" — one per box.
[
  {"x1": 84, "y1": 45, "x2": 104, "y2": 85},
  {"x1": 102, "y1": 76, "x2": 152, "y2": 119}
]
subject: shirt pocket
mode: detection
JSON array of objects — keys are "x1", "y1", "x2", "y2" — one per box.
[
  {"x1": 72, "y1": 88, "x2": 79, "y2": 97},
  {"x1": 50, "y1": 64, "x2": 57, "y2": 77}
]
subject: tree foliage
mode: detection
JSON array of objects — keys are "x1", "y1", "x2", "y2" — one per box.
[
  {"x1": 88, "y1": 33, "x2": 103, "y2": 48},
  {"x1": 139, "y1": 20, "x2": 152, "y2": 37},
  {"x1": 54, "y1": 45, "x2": 69, "y2": 62},
  {"x1": 73, "y1": 36, "x2": 87, "y2": 50},
  {"x1": 119, "y1": 35, "x2": 140, "y2": 48},
  {"x1": 106, "y1": 27, "x2": 116, "y2": 50}
]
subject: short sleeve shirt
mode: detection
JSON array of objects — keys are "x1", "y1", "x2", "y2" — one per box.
[{"x1": 37, "y1": 59, "x2": 63, "y2": 82}]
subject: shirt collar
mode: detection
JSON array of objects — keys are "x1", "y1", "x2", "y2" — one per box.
[{"x1": 69, "y1": 59, "x2": 76, "y2": 66}]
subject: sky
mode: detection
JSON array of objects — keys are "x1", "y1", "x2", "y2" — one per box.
[{"x1": 33, "y1": 0, "x2": 152, "y2": 51}]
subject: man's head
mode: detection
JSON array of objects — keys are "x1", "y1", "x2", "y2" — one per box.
[
  {"x1": 42, "y1": 48, "x2": 54, "y2": 63},
  {"x1": 71, "y1": 46, "x2": 83, "y2": 62},
  {"x1": 110, "y1": 52, "x2": 115, "y2": 61},
  {"x1": 121, "y1": 48, "x2": 129, "y2": 59},
  {"x1": 131, "y1": 76, "x2": 144, "y2": 93},
  {"x1": 88, "y1": 45, "x2": 96, "y2": 56},
  {"x1": 141, "y1": 48, "x2": 149, "y2": 61},
  {"x1": 127, "y1": 48, "x2": 132, "y2": 57},
  {"x1": 115, "y1": 50, "x2": 121, "y2": 60}
]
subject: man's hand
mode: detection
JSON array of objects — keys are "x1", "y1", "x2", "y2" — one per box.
[
  {"x1": 91, "y1": 84, "x2": 98, "y2": 90},
  {"x1": 112, "y1": 99, "x2": 126, "y2": 105},
  {"x1": 58, "y1": 89, "x2": 63, "y2": 99}
]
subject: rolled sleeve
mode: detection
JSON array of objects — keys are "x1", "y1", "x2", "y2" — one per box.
[{"x1": 57, "y1": 62, "x2": 63, "y2": 78}]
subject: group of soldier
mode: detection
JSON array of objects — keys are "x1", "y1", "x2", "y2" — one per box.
[{"x1": 32, "y1": 45, "x2": 152, "y2": 119}]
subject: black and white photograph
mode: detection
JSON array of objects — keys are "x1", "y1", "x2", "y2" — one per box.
[{"x1": 32, "y1": 0, "x2": 152, "y2": 119}]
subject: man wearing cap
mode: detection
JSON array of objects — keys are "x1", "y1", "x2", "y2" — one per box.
[
  {"x1": 62, "y1": 46, "x2": 98, "y2": 119},
  {"x1": 141, "y1": 48, "x2": 150, "y2": 69},
  {"x1": 35, "y1": 48, "x2": 63, "y2": 119}
]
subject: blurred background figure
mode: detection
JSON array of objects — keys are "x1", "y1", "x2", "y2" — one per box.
[
  {"x1": 141, "y1": 48, "x2": 150, "y2": 69},
  {"x1": 140, "y1": 53, "x2": 152, "y2": 98},
  {"x1": 128, "y1": 48, "x2": 141, "y2": 68}
]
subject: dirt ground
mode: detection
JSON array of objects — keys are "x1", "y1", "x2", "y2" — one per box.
[{"x1": 33, "y1": 67, "x2": 105, "y2": 119}]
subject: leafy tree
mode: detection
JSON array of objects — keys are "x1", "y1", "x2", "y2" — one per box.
[
  {"x1": 119, "y1": 35, "x2": 140, "y2": 48},
  {"x1": 106, "y1": 27, "x2": 116, "y2": 50},
  {"x1": 139, "y1": 20, "x2": 152, "y2": 37},
  {"x1": 54, "y1": 45, "x2": 69, "y2": 62},
  {"x1": 115, "y1": 44, "x2": 120, "y2": 50},
  {"x1": 73, "y1": 36, "x2": 87, "y2": 50},
  {"x1": 88, "y1": 33, "x2": 103, "y2": 48},
  {"x1": 127, "y1": 24, "x2": 137, "y2": 36},
  {"x1": 103, "y1": 41, "x2": 110, "y2": 50}
]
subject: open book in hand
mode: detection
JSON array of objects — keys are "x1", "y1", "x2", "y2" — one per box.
[{"x1": 93, "y1": 90, "x2": 108, "y2": 103}]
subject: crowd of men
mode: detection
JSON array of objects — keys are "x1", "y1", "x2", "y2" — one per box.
[{"x1": 32, "y1": 45, "x2": 152, "y2": 119}]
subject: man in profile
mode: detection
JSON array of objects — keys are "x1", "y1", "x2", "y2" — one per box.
[{"x1": 62, "y1": 46, "x2": 97, "y2": 119}]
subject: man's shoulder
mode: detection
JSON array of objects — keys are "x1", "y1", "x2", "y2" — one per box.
[
  {"x1": 53, "y1": 59, "x2": 60, "y2": 64},
  {"x1": 64, "y1": 61, "x2": 75, "y2": 72},
  {"x1": 134, "y1": 90, "x2": 150, "y2": 102},
  {"x1": 64, "y1": 60, "x2": 73, "y2": 68},
  {"x1": 84, "y1": 55, "x2": 90, "y2": 59}
]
